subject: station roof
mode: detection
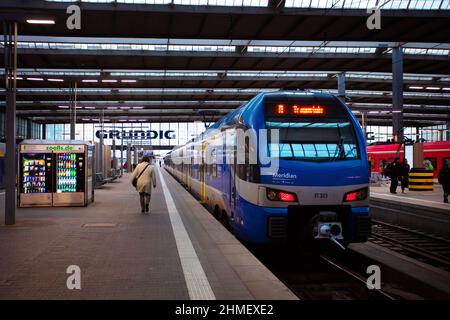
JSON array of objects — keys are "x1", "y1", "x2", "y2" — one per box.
[{"x1": 1, "y1": 0, "x2": 450, "y2": 127}]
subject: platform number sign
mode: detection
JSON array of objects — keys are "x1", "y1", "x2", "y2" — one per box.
[
  {"x1": 366, "y1": 265, "x2": 381, "y2": 290},
  {"x1": 66, "y1": 265, "x2": 81, "y2": 290}
]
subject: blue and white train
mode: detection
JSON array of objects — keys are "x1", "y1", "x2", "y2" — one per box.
[{"x1": 164, "y1": 91, "x2": 370, "y2": 248}]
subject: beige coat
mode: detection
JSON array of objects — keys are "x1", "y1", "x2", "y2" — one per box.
[{"x1": 132, "y1": 162, "x2": 157, "y2": 194}]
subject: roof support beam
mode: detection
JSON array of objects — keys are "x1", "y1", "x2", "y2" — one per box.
[{"x1": 392, "y1": 47, "x2": 404, "y2": 143}]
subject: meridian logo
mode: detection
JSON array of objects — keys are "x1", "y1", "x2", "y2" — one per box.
[{"x1": 272, "y1": 173, "x2": 297, "y2": 179}]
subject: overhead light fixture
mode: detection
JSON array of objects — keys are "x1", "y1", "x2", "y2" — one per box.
[
  {"x1": 119, "y1": 119, "x2": 127, "y2": 122},
  {"x1": 81, "y1": 118, "x2": 90, "y2": 121},
  {"x1": 425, "y1": 87, "x2": 440, "y2": 90},
  {"x1": 408, "y1": 86, "x2": 423, "y2": 90},
  {"x1": 107, "y1": 107, "x2": 118, "y2": 110},
  {"x1": 58, "y1": 105, "x2": 69, "y2": 109},
  {"x1": 133, "y1": 107, "x2": 144, "y2": 109},
  {"x1": 26, "y1": 19, "x2": 55, "y2": 25},
  {"x1": 442, "y1": 87, "x2": 450, "y2": 91},
  {"x1": 48, "y1": 78, "x2": 64, "y2": 82},
  {"x1": 121, "y1": 79, "x2": 137, "y2": 83},
  {"x1": 82, "y1": 79, "x2": 98, "y2": 83},
  {"x1": 102, "y1": 79, "x2": 117, "y2": 83},
  {"x1": 27, "y1": 77, "x2": 44, "y2": 81},
  {"x1": 120, "y1": 107, "x2": 130, "y2": 109},
  {"x1": 85, "y1": 106, "x2": 96, "y2": 109}
]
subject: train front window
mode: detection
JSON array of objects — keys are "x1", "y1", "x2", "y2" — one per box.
[{"x1": 266, "y1": 120, "x2": 360, "y2": 162}]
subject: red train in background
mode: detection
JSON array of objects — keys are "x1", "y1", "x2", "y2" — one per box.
[{"x1": 367, "y1": 141, "x2": 450, "y2": 179}]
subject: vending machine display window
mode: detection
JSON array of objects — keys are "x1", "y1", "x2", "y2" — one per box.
[
  {"x1": 56, "y1": 153, "x2": 78, "y2": 193},
  {"x1": 21, "y1": 154, "x2": 51, "y2": 194}
]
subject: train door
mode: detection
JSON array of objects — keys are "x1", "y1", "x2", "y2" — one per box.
[
  {"x1": 229, "y1": 133, "x2": 237, "y2": 214},
  {"x1": 200, "y1": 142, "x2": 206, "y2": 203}
]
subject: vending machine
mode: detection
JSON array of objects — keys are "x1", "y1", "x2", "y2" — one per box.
[
  {"x1": 18, "y1": 140, "x2": 94, "y2": 207},
  {"x1": 19, "y1": 151, "x2": 53, "y2": 207}
]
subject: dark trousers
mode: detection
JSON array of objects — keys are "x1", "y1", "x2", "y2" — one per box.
[
  {"x1": 444, "y1": 186, "x2": 450, "y2": 202},
  {"x1": 401, "y1": 177, "x2": 409, "y2": 191},
  {"x1": 390, "y1": 178, "x2": 398, "y2": 193},
  {"x1": 139, "y1": 192, "x2": 151, "y2": 210}
]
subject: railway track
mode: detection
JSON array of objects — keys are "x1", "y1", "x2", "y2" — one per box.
[
  {"x1": 370, "y1": 220, "x2": 450, "y2": 272},
  {"x1": 251, "y1": 247, "x2": 396, "y2": 300}
]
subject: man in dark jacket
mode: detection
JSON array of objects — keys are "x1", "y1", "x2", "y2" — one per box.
[
  {"x1": 387, "y1": 157, "x2": 401, "y2": 194},
  {"x1": 400, "y1": 159, "x2": 410, "y2": 193},
  {"x1": 438, "y1": 160, "x2": 450, "y2": 203}
]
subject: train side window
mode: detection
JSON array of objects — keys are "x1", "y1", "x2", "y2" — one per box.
[{"x1": 444, "y1": 158, "x2": 450, "y2": 166}]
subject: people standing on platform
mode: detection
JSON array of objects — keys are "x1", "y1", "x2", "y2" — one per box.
[
  {"x1": 131, "y1": 156, "x2": 157, "y2": 214},
  {"x1": 424, "y1": 159, "x2": 434, "y2": 171},
  {"x1": 400, "y1": 158, "x2": 410, "y2": 193},
  {"x1": 438, "y1": 160, "x2": 450, "y2": 204},
  {"x1": 386, "y1": 157, "x2": 401, "y2": 194}
]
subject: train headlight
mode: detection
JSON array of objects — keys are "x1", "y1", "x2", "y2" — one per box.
[
  {"x1": 266, "y1": 188, "x2": 297, "y2": 202},
  {"x1": 343, "y1": 187, "x2": 368, "y2": 202}
]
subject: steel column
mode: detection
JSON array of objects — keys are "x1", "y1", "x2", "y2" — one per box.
[
  {"x1": 3, "y1": 21, "x2": 17, "y2": 225},
  {"x1": 70, "y1": 81, "x2": 77, "y2": 140},
  {"x1": 99, "y1": 109, "x2": 104, "y2": 176},
  {"x1": 337, "y1": 72, "x2": 346, "y2": 103},
  {"x1": 120, "y1": 123, "x2": 124, "y2": 176},
  {"x1": 392, "y1": 47, "x2": 404, "y2": 142}
]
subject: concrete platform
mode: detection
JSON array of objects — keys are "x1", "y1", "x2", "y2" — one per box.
[
  {"x1": 350, "y1": 242, "x2": 450, "y2": 299},
  {"x1": 0, "y1": 167, "x2": 296, "y2": 300},
  {"x1": 371, "y1": 184, "x2": 450, "y2": 211},
  {"x1": 370, "y1": 185, "x2": 450, "y2": 239}
]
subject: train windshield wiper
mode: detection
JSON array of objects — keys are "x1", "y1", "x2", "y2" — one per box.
[{"x1": 332, "y1": 124, "x2": 346, "y2": 161}]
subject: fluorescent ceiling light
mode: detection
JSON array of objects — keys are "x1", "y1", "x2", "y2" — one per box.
[
  {"x1": 58, "y1": 105, "x2": 69, "y2": 109},
  {"x1": 26, "y1": 19, "x2": 55, "y2": 25},
  {"x1": 133, "y1": 107, "x2": 144, "y2": 109},
  {"x1": 408, "y1": 86, "x2": 423, "y2": 90},
  {"x1": 121, "y1": 79, "x2": 137, "y2": 83},
  {"x1": 118, "y1": 119, "x2": 128, "y2": 122},
  {"x1": 102, "y1": 79, "x2": 117, "y2": 83},
  {"x1": 120, "y1": 107, "x2": 130, "y2": 109},
  {"x1": 82, "y1": 79, "x2": 98, "y2": 83},
  {"x1": 425, "y1": 87, "x2": 440, "y2": 90},
  {"x1": 81, "y1": 118, "x2": 90, "y2": 121},
  {"x1": 442, "y1": 88, "x2": 450, "y2": 91},
  {"x1": 85, "y1": 106, "x2": 96, "y2": 109},
  {"x1": 27, "y1": 77, "x2": 44, "y2": 81},
  {"x1": 107, "y1": 107, "x2": 118, "y2": 110},
  {"x1": 48, "y1": 78, "x2": 64, "y2": 82}
]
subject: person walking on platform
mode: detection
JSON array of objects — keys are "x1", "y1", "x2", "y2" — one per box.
[
  {"x1": 400, "y1": 159, "x2": 410, "y2": 193},
  {"x1": 386, "y1": 157, "x2": 401, "y2": 194},
  {"x1": 131, "y1": 156, "x2": 157, "y2": 213},
  {"x1": 438, "y1": 160, "x2": 450, "y2": 204}
]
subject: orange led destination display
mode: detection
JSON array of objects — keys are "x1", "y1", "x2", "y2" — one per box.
[{"x1": 276, "y1": 104, "x2": 325, "y2": 115}]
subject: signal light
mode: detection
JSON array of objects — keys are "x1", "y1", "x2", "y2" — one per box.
[
  {"x1": 345, "y1": 192, "x2": 358, "y2": 201},
  {"x1": 266, "y1": 188, "x2": 297, "y2": 202},
  {"x1": 279, "y1": 192, "x2": 295, "y2": 202},
  {"x1": 343, "y1": 188, "x2": 368, "y2": 202}
]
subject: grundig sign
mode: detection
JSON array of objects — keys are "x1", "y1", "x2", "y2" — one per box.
[{"x1": 95, "y1": 129, "x2": 175, "y2": 140}]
